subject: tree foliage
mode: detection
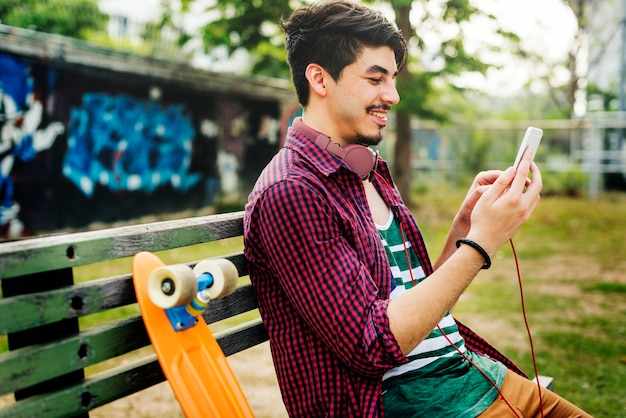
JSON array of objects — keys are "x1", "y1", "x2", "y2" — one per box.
[
  {"x1": 166, "y1": 0, "x2": 523, "y2": 199},
  {"x1": 157, "y1": 0, "x2": 296, "y2": 78},
  {"x1": 513, "y1": 0, "x2": 612, "y2": 117},
  {"x1": 0, "y1": 0, "x2": 107, "y2": 39}
]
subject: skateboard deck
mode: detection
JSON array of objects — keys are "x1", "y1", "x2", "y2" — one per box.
[{"x1": 132, "y1": 251, "x2": 254, "y2": 417}]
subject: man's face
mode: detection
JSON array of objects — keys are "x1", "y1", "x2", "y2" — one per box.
[{"x1": 327, "y1": 46, "x2": 400, "y2": 146}]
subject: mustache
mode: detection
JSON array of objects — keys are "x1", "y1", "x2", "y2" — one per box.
[{"x1": 366, "y1": 104, "x2": 391, "y2": 112}]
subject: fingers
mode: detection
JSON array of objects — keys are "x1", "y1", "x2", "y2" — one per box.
[
  {"x1": 477, "y1": 158, "x2": 541, "y2": 215},
  {"x1": 465, "y1": 151, "x2": 543, "y2": 253},
  {"x1": 459, "y1": 184, "x2": 491, "y2": 219},
  {"x1": 472, "y1": 170, "x2": 502, "y2": 187},
  {"x1": 508, "y1": 147, "x2": 542, "y2": 196},
  {"x1": 527, "y1": 161, "x2": 542, "y2": 192},
  {"x1": 481, "y1": 167, "x2": 516, "y2": 201}
]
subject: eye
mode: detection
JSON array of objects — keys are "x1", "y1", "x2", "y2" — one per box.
[{"x1": 368, "y1": 77, "x2": 382, "y2": 84}]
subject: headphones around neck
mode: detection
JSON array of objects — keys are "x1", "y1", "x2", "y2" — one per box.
[
  {"x1": 314, "y1": 134, "x2": 378, "y2": 181},
  {"x1": 292, "y1": 117, "x2": 378, "y2": 180}
]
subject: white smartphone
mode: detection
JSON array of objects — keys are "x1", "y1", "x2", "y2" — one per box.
[{"x1": 513, "y1": 127, "x2": 543, "y2": 169}]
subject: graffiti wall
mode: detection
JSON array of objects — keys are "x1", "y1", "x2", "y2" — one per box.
[
  {"x1": 0, "y1": 52, "x2": 285, "y2": 238},
  {"x1": 63, "y1": 92, "x2": 200, "y2": 197}
]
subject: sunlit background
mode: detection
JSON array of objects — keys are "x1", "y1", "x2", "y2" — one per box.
[{"x1": 1, "y1": 2, "x2": 625, "y2": 417}]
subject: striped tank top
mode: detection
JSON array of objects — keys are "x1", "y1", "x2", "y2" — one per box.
[{"x1": 376, "y1": 211, "x2": 466, "y2": 381}]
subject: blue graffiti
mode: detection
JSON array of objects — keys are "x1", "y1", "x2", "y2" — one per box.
[
  {"x1": 63, "y1": 93, "x2": 200, "y2": 197},
  {"x1": 0, "y1": 54, "x2": 63, "y2": 236}
]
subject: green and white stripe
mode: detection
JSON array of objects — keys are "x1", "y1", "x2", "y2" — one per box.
[{"x1": 377, "y1": 212, "x2": 465, "y2": 381}]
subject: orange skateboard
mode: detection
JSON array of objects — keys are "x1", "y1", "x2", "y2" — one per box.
[{"x1": 132, "y1": 251, "x2": 254, "y2": 417}]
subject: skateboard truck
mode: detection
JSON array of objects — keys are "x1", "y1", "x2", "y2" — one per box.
[
  {"x1": 147, "y1": 259, "x2": 239, "y2": 332},
  {"x1": 164, "y1": 273, "x2": 214, "y2": 331}
]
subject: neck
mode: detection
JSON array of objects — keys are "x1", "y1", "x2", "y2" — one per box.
[{"x1": 301, "y1": 110, "x2": 347, "y2": 147}]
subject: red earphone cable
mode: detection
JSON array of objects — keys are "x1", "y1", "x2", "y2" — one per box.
[
  {"x1": 509, "y1": 238, "x2": 545, "y2": 418},
  {"x1": 403, "y1": 247, "x2": 522, "y2": 417},
  {"x1": 398, "y1": 220, "x2": 522, "y2": 416},
  {"x1": 437, "y1": 324, "x2": 522, "y2": 418}
]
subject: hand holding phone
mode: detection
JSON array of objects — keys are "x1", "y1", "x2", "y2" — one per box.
[{"x1": 513, "y1": 127, "x2": 543, "y2": 169}]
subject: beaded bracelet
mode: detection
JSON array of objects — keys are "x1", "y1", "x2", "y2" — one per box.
[{"x1": 455, "y1": 238, "x2": 491, "y2": 270}]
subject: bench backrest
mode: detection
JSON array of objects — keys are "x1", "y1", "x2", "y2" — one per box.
[{"x1": 0, "y1": 211, "x2": 267, "y2": 417}]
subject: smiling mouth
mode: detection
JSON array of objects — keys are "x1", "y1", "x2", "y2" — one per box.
[
  {"x1": 367, "y1": 105, "x2": 391, "y2": 123},
  {"x1": 368, "y1": 109, "x2": 388, "y2": 124}
]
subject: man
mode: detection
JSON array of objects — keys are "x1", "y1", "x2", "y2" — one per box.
[{"x1": 243, "y1": 1, "x2": 592, "y2": 416}]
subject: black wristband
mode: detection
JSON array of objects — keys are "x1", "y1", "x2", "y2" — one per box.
[{"x1": 455, "y1": 238, "x2": 491, "y2": 270}]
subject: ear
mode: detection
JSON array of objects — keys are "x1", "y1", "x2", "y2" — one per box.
[{"x1": 304, "y1": 63, "x2": 328, "y2": 98}]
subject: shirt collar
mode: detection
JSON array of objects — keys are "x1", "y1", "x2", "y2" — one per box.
[{"x1": 286, "y1": 117, "x2": 390, "y2": 182}]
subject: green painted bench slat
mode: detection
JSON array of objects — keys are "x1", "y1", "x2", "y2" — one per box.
[
  {"x1": 0, "y1": 356, "x2": 164, "y2": 418},
  {"x1": 202, "y1": 281, "x2": 258, "y2": 324},
  {"x1": 1, "y1": 282, "x2": 260, "y2": 397},
  {"x1": 0, "y1": 275, "x2": 135, "y2": 335},
  {"x1": 214, "y1": 317, "x2": 269, "y2": 357},
  {"x1": 0, "y1": 212, "x2": 244, "y2": 279},
  {"x1": 0, "y1": 319, "x2": 267, "y2": 418},
  {"x1": 0, "y1": 253, "x2": 247, "y2": 335},
  {"x1": 0, "y1": 316, "x2": 148, "y2": 397}
]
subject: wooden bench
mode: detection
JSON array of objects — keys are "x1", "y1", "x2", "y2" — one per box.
[{"x1": 0, "y1": 211, "x2": 269, "y2": 417}]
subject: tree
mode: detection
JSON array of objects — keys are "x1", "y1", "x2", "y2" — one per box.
[
  {"x1": 168, "y1": 0, "x2": 521, "y2": 201},
  {"x1": 558, "y1": 0, "x2": 587, "y2": 115},
  {"x1": 519, "y1": 0, "x2": 617, "y2": 117},
  {"x1": 0, "y1": 0, "x2": 107, "y2": 39},
  {"x1": 561, "y1": 0, "x2": 621, "y2": 113}
]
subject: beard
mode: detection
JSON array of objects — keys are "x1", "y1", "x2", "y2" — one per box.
[
  {"x1": 353, "y1": 104, "x2": 390, "y2": 146},
  {"x1": 355, "y1": 130, "x2": 384, "y2": 147}
]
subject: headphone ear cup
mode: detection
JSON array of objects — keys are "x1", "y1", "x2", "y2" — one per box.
[
  {"x1": 313, "y1": 132, "x2": 377, "y2": 180},
  {"x1": 342, "y1": 145, "x2": 377, "y2": 180}
]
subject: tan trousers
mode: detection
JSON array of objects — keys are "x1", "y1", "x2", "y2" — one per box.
[{"x1": 478, "y1": 370, "x2": 593, "y2": 418}]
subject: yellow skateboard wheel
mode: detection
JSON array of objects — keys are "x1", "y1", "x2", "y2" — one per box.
[
  {"x1": 192, "y1": 259, "x2": 238, "y2": 300},
  {"x1": 148, "y1": 264, "x2": 198, "y2": 309}
]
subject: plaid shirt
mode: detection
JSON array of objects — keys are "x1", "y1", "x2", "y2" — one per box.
[{"x1": 243, "y1": 120, "x2": 525, "y2": 417}]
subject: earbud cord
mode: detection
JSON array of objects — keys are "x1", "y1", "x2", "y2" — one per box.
[{"x1": 510, "y1": 238, "x2": 545, "y2": 417}]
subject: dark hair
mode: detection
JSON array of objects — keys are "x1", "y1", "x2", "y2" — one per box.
[{"x1": 281, "y1": 0, "x2": 407, "y2": 106}]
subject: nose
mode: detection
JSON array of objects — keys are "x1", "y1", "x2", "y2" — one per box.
[{"x1": 381, "y1": 80, "x2": 400, "y2": 105}]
